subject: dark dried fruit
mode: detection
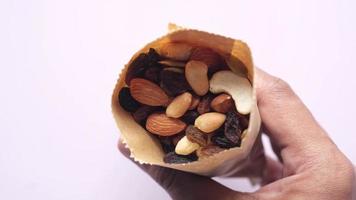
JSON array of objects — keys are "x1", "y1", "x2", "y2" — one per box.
[
  {"x1": 197, "y1": 93, "x2": 214, "y2": 114},
  {"x1": 237, "y1": 113, "x2": 249, "y2": 130},
  {"x1": 160, "y1": 69, "x2": 190, "y2": 96},
  {"x1": 163, "y1": 152, "x2": 198, "y2": 164},
  {"x1": 172, "y1": 132, "x2": 185, "y2": 146},
  {"x1": 196, "y1": 145, "x2": 224, "y2": 158},
  {"x1": 144, "y1": 66, "x2": 162, "y2": 83},
  {"x1": 133, "y1": 106, "x2": 160, "y2": 125},
  {"x1": 118, "y1": 87, "x2": 140, "y2": 112},
  {"x1": 224, "y1": 111, "x2": 242, "y2": 144},
  {"x1": 125, "y1": 48, "x2": 161, "y2": 85},
  {"x1": 211, "y1": 131, "x2": 238, "y2": 148},
  {"x1": 181, "y1": 110, "x2": 199, "y2": 124},
  {"x1": 186, "y1": 125, "x2": 208, "y2": 146},
  {"x1": 158, "y1": 136, "x2": 175, "y2": 153}
]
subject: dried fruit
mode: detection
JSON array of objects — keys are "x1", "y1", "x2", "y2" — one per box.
[
  {"x1": 224, "y1": 111, "x2": 242, "y2": 144},
  {"x1": 172, "y1": 132, "x2": 185, "y2": 146},
  {"x1": 133, "y1": 106, "x2": 160, "y2": 124},
  {"x1": 238, "y1": 113, "x2": 249, "y2": 130},
  {"x1": 210, "y1": 70, "x2": 252, "y2": 114},
  {"x1": 130, "y1": 78, "x2": 169, "y2": 106},
  {"x1": 211, "y1": 93, "x2": 234, "y2": 113},
  {"x1": 144, "y1": 66, "x2": 162, "y2": 83},
  {"x1": 159, "y1": 43, "x2": 193, "y2": 61},
  {"x1": 163, "y1": 67, "x2": 184, "y2": 73},
  {"x1": 190, "y1": 47, "x2": 227, "y2": 73},
  {"x1": 181, "y1": 110, "x2": 199, "y2": 124},
  {"x1": 118, "y1": 87, "x2": 140, "y2": 112},
  {"x1": 196, "y1": 145, "x2": 224, "y2": 158},
  {"x1": 159, "y1": 60, "x2": 186, "y2": 68},
  {"x1": 188, "y1": 95, "x2": 200, "y2": 110},
  {"x1": 211, "y1": 131, "x2": 238, "y2": 148},
  {"x1": 197, "y1": 93, "x2": 214, "y2": 114},
  {"x1": 125, "y1": 48, "x2": 161, "y2": 85},
  {"x1": 163, "y1": 152, "x2": 198, "y2": 164},
  {"x1": 185, "y1": 61, "x2": 209, "y2": 96},
  {"x1": 158, "y1": 136, "x2": 174, "y2": 153},
  {"x1": 160, "y1": 69, "x2": 191, "y2": 96},
  {"x1": 166, "y1": 92, "x2": 192, "y2": 118},
  {"x1": 185, "y1": 125, "x2": 208, "y2": 146},
  {"x1": 194, "y1": 112, "x2": 226, "y2": 133},
  {"x1": 146, "y1": 113, "x2": 187, "y2": 136},
  {"x1": 175, "y1": 136, "x2": 200, "y2": 155}
]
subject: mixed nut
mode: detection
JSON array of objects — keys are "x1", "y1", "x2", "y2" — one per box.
[{"x1": 119, "y1": 43, "x2": 252, "y2": 163}]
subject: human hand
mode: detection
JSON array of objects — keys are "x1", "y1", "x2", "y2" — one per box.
[{"x1": 119, "y1": 68, "x2": 356, "y2": 200}]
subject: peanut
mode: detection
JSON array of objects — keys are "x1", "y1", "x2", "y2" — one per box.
[
  {"x1": 185, "y1": 61, "x2": 209, "y2": 96},
  {"x1": 166, "y1": 92, "x2": 192, "y2": 118},
  {"x1": 175, "y1": 136, "x2": 200, "y2": 155},
  {"x1": 194, "y1": 112, "x2": 226, "y2": 133}
]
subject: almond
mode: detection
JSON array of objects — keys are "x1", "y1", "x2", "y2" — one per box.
[
  {"x1": 194, "y1": 112, "x2": 226, "y2": 133},
  {"x1": 185, "y1": 61, "x2": 209, "y2": 96},
  {"x1": 166, "y1": 92, "x2": 192, "y2": 118},
  {"x1": 159, "y1": 43, "x2": 193, "y2": 61},
  {"x1": 146, "y1": 113, "x2": 187, "y2": 136},
  {"x1": 130, "y1": 78, "x2": 169, "y2": 106},
  {"x1": 190, "y1": 48, "x2": 222, "y2": 67},
  {"x1": 210, "y1": 93, "x2": 234, "y2": 113},
  {"x1": 159, "y1": 60, "x2": 186, "y2": 68}
]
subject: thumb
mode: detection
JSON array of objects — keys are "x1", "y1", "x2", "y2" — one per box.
[
  {"x1": 254, "y1": 68, "x2": 334, "y2": 173},
  {"x1": 118, "y1": 140, "x2": 254, "y2": 200}
]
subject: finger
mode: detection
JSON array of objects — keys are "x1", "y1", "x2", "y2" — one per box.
[
  {"x1": 261, "y1": 157, "x2": 283, "y2": 185},
  {"x1": 262, "y1": 127, "x2": 283, "y2": 162},
  {"x1": 255, "y1": 68, "x2": 336, "y2": 173},
  {"x1": 226, "y1": 154, "x2": 282, "y2": 185},
  {"x1": 118, "y1": 140, "x2": 254, "y2": 200}
]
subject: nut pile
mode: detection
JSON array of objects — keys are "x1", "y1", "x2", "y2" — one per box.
[{"x1": 119, "y1": 43, "x2": 252, "y2": 163}]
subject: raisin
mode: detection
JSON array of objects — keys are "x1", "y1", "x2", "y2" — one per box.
[
  {"x1": 132, "y1": 106, "x2": 160, "y2": 125},
  {"x1": 186, "y1": 125, "x2": 208, "y2": 146},
  {"x1": 196, "y1": 145, "x2": 224, "y2": 158},
  {"x1": 160, "y1": 69, "x2": 190, "y2": 96},
  {"x1": 125, "y1": 48, "x2": 161, "y2": 85},
  {"x1": 144, "y1": 66, "x2": 162, "y2": 84},
  {"x1": 237, "y1": 113, "x2": 249, "y2": 130},
  {"x1": 163, "y1": 152, "x2": 198, "y2": 164},
  {"x1": 224, "y1": 111, "x2": 242, "y2": 144},
  {"x1": 118, "y1": 87, "x2": 140, "y2": 112},
  {"x1": 172, "y1": 132, "x2": 185, "y2": 146},
  {"x1": 181, "y1": 110, "x2": 199, "y2": 124},
  {"x1": 197, "y1": 93, "x2": 214, "y2": 114},
  {"x1": 211, "y1": 131, "x2": 238, "y2": 148},
  {"x1": 158, "y1": 136, "x2": 175, "y2": 153}
]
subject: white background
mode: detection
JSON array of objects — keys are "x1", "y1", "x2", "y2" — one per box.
[{"x1": 1, "y1": 0, "x2": 355, "y2": 199}]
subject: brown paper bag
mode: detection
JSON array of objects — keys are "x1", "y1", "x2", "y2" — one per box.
[{"x1": 112, "y1": 24, "x2": 264, "y2": 177}]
